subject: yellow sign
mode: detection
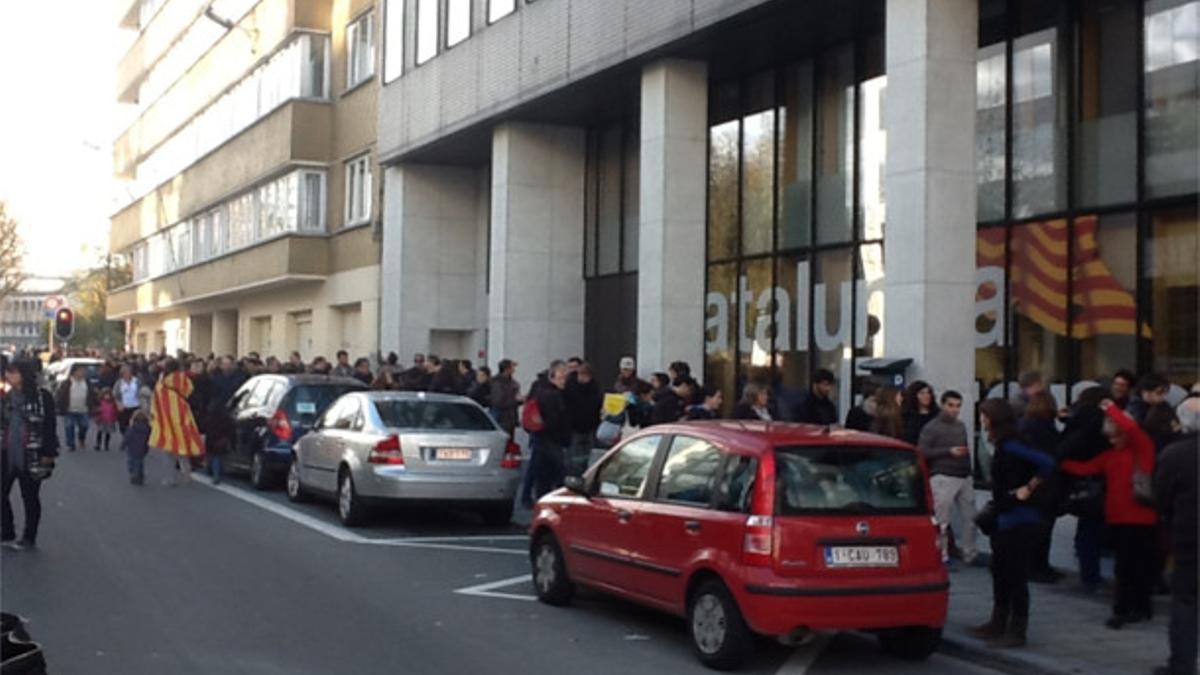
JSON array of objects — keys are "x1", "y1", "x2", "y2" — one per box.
[{"x1": 603, "y1": 393, "x2": 628, "y2": 417}]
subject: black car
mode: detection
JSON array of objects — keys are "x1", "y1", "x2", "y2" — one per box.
[{"x1": 224, "y1": 374, "x2": 368, "y2": 489}]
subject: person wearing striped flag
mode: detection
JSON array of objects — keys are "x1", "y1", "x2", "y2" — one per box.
[{"x1": 149, "y1": 359, "x2": 205, "y2": 486}]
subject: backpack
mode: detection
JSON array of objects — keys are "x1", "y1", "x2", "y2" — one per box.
[{"x1": 521, "y1": 397, "x2": 544, "y2": 433}]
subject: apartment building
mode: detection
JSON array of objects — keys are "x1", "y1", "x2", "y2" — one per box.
[
  {"x1": 375, "y1": 0, "x2": 1197, "y2": 422},
  {"x1": 0, "y1": 279, "x2": 65, "y2": 350},
  {"x1": 107, "y1": 0, "x2": 383, "y2": 360}
]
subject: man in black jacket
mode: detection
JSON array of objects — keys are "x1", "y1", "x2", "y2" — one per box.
[
  {"x1": 531, "y1": 364, "x2": 571, "y2": 500},
  {"x1": 1, "y1": 359, "x2": 59, "y2": 550},
  {"x1": 1153, "y1": 399, "x2": 1198, "y2": 675},
  {"x1": 563, "y1": 363, "x2": 602, "y2": 476},
  {"x1": 651, "y1": 378, "x2": 694, "y2": 426},
  {"x1": 793, "y1": 369, "x2": 838, "y2": 425}
]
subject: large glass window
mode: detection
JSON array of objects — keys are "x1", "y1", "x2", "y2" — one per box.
[
  {"x1": 741, "y1": 75, "x2": 776, "y2": 257},
  {"x1": 977, "y1": 43, "x2": 1007, "y2": 221},
  {"x1": 814, "y1": 249, "x2": 854, "y2": 412},
  {"x1": 708, "y1": 107, "x2": 740, "y2": 262},
  {"x1": 1076, "y1": 0, "x2": 1138, "y2": 207},
  {"x1": 815, "y1": 45, "x2": 855, "y2": 245},
  {"x1": 597, "y1": 435, "x2": 661, "y2": 499},
  {"x1": 416, "y1": 0, "x2": 439, "y2": 65},
  {"x1": 738, "y1": 258, "x2": 775, "y2": 384},
  {"x1": 488, "y1": 0, "x2": 516, "y2": 24},
  {"x1": 384, "y1": 0, "x2": 404, "y2": 83},
  {"x1": 705, "y1": 263, "x2": 738, "y2": 412},
  {"x1": 347, "y1": 12, "x2": 376, "y2": 88},
  {"x1": 1144, "y1": 0, "x2": 1199, "y2": 198},
  {"x1": 446, "y1": 0, "x2": 470, "y2": 47},
  {"x1": 778, "y1": 62, "x2": 814, "y2": 251},
  {"x1": 975, "y1": 227, "x2": 1008, "y2": 397},
  {"x1": 1011, "y1": 24, "x2": 1067, "y2": 217},
  {"x1": 1145, "y1": 206, "x2": 1200, "y2": 386},
  {"x1": 1009, "y1": 219, "x2": 1070, "y2": 384},
  {"x1": 1072, "y1": 213, "x2": 1138, "y2": 382},
  {"x1": 656, "y1": 436, "x2": 723, "y2": 505}
]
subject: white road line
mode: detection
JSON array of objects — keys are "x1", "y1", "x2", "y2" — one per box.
[
  {"x1": 453, "y1": 574, "x2": 537, "y2": 602},
  {"x1": 774, "y1": 634, "x2": 832, "y2": 675},
  {"x1": 380, "y1": 540, "x2": 527, "y2": 556},
  {"x1": 384, "y1": 535, "x2": 529, "y2": 543}
]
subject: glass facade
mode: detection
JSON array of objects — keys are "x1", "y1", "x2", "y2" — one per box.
[{"x1": 975, "y1": 0, "x2": 1199, "y2": 404}]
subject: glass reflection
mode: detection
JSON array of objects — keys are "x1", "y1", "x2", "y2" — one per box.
[
  {"x1": 1009, "y1": 220, "x2": 1070, "y2": 383},
  {"x1": 1072, "y1": 213, "x2": 1138, "y2": 381},
  {"x1": 1145, "y1": 206, "x2": 1200, "y2": 385},
  {"x1": 708, "y1": 120, "x2": 740, "y2": 260},
  {"x1": 1076, "y1": 0, "x2": 1138, "y2": 207},
  {"x1": 778, "y1": 62, "x2": 814, "y2": 251},
  {"x1": 816, "y1": 45, "x2": 855, "y2": 245},
  {"x1": 1012, "y1": 28, "x2": 1067, "y2": 217},
  {"x1": 858, "y1": 76, "x2": 886, "y2": 240},
  {"x1": 1144, "y1": 0, "x2": 1200, "y2": 197}
]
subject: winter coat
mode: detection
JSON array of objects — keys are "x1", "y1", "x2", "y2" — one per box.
[
  {"x1": 121, "y1": 418, "x2": 151, "y2": 460},
  {"x1": 55, "y1": 379, "x2": 97, "y2": 415},
  {"x1": 902, "y1": 409, "x2": 939, "y2": 445},
  {"x1": 732, "y1": 402, "x2": 771, "y2": 421},
  {"x1": 1019, "y1": 417, "x2": 1060, "y2": 457},
  {"x1": 534, "y1": 386, "x2": 572, "y2": 448},
  {"x1": 1, "y1": 387, "x2": 59, "y2": 472},
  {"x1": 489, "y1": 375, "x2": 521, "y2": 436},
  {"x1": 845, "y1": 398, "x2": 876, "y2": 432},
  {"x1": 917, "y1": 414, "x2": 970, "y2": 478},
  {"x1": 991, "y1": 438, "x2": 1056, "y2": 531},
  {"x1": 792, "y1": 390, "x2": 838, "y2": 426},
  {"x1": 1061, "y1": 405, "x2": 1157, "y2": 526},
  {"x1": 563, "y1": 376, "x2": 603, "y2": 434},
  {"x1": 650, "y1": 389, "x2": 686, "y2": 426},
  {"x1": 1155, "y1": 432, "x2": 1198, "y2": 565}
]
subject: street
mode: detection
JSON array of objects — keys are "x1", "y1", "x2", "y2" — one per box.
[{"x1": 2, "y1": 442, "x2": 1008, "y2": 675}]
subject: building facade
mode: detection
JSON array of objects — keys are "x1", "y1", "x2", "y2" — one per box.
[
  {"x1": 0, "y1": 281, "x2": 64, "y2": 350},
  {"x1": 107, "y1": 0, "x2": 384, "y2": 360},
  {"x1": 376, "y1": 0, "x2": 1197, "y2": 422}
]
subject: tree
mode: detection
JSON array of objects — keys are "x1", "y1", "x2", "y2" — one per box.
[
  {"x1": 0, "y1": 201, "x2": 27, "y2": 306},
  {"x1": 60, "y1": 250, "x2": 131, "y2": 350}
]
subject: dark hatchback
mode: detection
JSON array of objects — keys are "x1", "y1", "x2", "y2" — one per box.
[{"x1": 224, "y1": 375, "x2": 368, "y2": 489}]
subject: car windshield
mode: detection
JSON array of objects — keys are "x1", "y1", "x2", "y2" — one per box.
[
  {"x1": 774, "y1": 445, "x2": 926, "y2": 516},
  {"x1": 286, "y1": 385, "x2": 363, "y2": 419},
  {"x1": 374, "y1": 400, "x2": 497, "y2": 431}
]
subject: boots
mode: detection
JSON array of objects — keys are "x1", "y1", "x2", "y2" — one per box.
[
  {"x1": 967, "y1": 608, "x2": 1007, "y2": 639},
  {"x1": 986, "y1": 614, "x2": 1027, "y2": 649}
]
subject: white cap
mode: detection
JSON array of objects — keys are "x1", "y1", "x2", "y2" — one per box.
[{"x1": 619, "y1": 356, "x2": 636, "y2": 371}]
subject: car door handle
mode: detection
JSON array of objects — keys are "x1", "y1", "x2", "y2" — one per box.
[
  {"x1": 616, "y1": 509, "x2": 633, "y2": 523},
  {"x1": 685, "y1": 520, "x2": 702, "y2": 533}
]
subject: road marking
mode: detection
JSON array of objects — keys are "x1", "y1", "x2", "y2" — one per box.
[
  {"x1": 380, "y1": 540, "x2": 527, "y2": 556},
  {"x1": 774, "y1": 633, "x2": 831, "y2": 675},
  {"x1": 453, "y1": 574, "x2": 537, "y2": 602},
  {"x1": 386, "y1": 535, "x2": 529, "y2": 543}
]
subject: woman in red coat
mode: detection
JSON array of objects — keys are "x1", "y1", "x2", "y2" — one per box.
[{"x1": 1061, "y1": 399, "x2": 1157, "y2": 629}]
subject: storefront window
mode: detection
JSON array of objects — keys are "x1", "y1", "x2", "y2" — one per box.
[
  {"x1": 775, "y1": 254, "x2": 810, "y2": 391},
  {"x1": 739, "y1": 258, "x2": 776, "y2": 384},
  {"x1": 856, "y1": 243, "x2": 885, "y2": 360},
  {"x1": 1011, "y1": 26, "x2": 1067, "y2": 217},
  {"x1": 814, "y1": 249, "x2": 854, "y2": 413},
  {"x1": 1009, "y1": 220, "x2": 1070, "y2": 383},
  {"x1": 778, "y1": 62, "x2": 814, "y2": 251},
  {"x1": 1072, "y1": 213, "x2": 1138, "y2": 382},
  {"x1": 858, "y1": 75, "x2": 886, "y2": 241},
  {"x1": 742, "y1": 74, "x2": 776, "y2": 257},
  {"x1": 705, "y1": 263, "x2": 738, "y2": 410},
  {"x1": 976, "y1": 227, "x2": 1008, "y2": 398},
  {"x1": 596, "y1": 126, "x2": 622, "y2": 275},
  {"x1": 1144, "y1": 0, "x2": 1200, "y2": 198},
  {"x1": 815, "y1": 45, "x2": 854, "y2": 245},
  {"x1": 1076, "y1": 0, "x2": 1138, "y2": 208},
  {"x1": 708, "y1": 118, "x2": 739, "y2": 261},
  {"x1": 622, "y1": 126, "x2": 639, "y2": 272},
  {"x1": 1145, "y1": 206, "x2": 1200, "y2": 386}
]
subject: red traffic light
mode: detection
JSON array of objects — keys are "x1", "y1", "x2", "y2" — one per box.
[{"x1": 54, "y1": 307, "x2": 75, "y2": 341}]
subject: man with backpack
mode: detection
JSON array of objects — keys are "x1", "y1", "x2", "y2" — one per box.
[{"x1": 521, "y1": 362, "x2": 571, "y2": 506}]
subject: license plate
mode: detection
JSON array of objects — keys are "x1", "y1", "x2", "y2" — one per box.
[
  {"x1": 824, "y1": 546, "x2": 899, "y2": 568},
  {"x1": 435, "y1": 448, "x2": 473, "y2": 461}
]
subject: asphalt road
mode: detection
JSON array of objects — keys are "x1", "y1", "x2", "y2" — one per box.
[{"x1": 2, "y1": 439, "x2": 1010, "y2": 675}]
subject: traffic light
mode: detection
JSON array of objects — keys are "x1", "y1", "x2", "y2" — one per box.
[{"x1": 54, "y1": 308, "x2": 74, "y2": 342}]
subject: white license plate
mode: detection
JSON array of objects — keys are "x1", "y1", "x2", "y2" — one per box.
[
  {"x1": 435, "y1": 448, "x2": 473, "y2": 461},
  {"x1": 824, "y1": 546, "x2": 899, "y2": 568}
]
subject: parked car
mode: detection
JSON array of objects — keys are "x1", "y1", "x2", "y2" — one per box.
[
  {"x1": 45, "y1": 358, "x2": 103, "y2": 389},
  {"x1": 225, "y1": 374, "x2": 367, "y2": 489},
  {"x1": 528, "y1": 421, "x2": 947, "y2": 670},
  {"x1": 288, "y1": 391, "x2": 523, "y2": 527}
]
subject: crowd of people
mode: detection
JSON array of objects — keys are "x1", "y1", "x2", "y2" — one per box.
[{"x1": 0, "y1": 345, "x2": 1195, "y2": 673}]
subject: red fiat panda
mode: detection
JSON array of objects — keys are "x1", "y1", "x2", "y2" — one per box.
[{"x1": 528, "y1": 421, "x2": 947, "y2": 670}]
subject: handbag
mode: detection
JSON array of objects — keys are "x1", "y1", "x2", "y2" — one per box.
[
  {"x1": 521, "y1": 398, "x2": 544, "y2": 433},
  {"x1": 1132, "y1": 469, "x2": 1155, "y2": 507},
  {"x1": 974, "y1": 500, "x2": 998, "y2": 537},
  {"x1": 594, "y1": 418, "x2": 623, "y2": 449}
]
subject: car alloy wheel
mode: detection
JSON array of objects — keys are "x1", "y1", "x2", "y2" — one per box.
[
  {"x1": 337, "y1": 471, "x2": 365, "y2": 526},
  {"x1": 286, "y1": 459, "x2": 304, "y2": 502},
  {"x1": 250, "y1": 453, "x2": 266, "y2": 490},
  {"x1": 530, "y1": 535, "x2": 573, "y2": 605},
  {"x1": 692, "y1": 593, "x2": 727, "y2": 655},
  {"x1": 688, "y1": 580, "x2": 753, "y2": 670}
]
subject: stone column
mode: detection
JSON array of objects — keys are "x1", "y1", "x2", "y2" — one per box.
[
  {"x1": 488, "y1": 122, "x2": 586, "y2": 378},
  {"x1": 884, "y1": 0, "x2": 978, "y2": 422},
  {"x1": 637, "y1": 59, "x2": 709, "y2": 375}
]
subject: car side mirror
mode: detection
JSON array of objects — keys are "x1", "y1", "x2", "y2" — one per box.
[{"x1": 563, "y1": 475, "x2": 588, "y2": 497}]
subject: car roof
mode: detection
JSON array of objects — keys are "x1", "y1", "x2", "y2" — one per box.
[
  {"x1": 247, "y1": 374, "x2": 366, "y2": 387},
  {"x1": 356, "y1": 390, "x2": 477, "y2": 404},
  {"x1": 630, "y1": 420, "x2": 915, "y2": 455}
]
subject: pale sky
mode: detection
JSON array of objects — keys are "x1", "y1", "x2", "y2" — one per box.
[{"x1": 0, "y1": 2, "x2": 130, "y2": 279}]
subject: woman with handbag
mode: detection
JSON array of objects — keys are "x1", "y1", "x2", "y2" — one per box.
[
  {"x1": 1, "y1": 358, "x2": 59, "y2": 550},
  {"x1": 969, "y1": 399, "x2": 1056, "y2": 649},
  {"x1": 1061, "y1": 399, "x2": 1158, "y2": 629}
]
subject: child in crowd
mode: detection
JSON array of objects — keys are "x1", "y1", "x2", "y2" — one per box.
[
  {"x1": 122, "y1": 411, "x2": 151, "y2": 486},
  {"x1": 94, "y1": 388, "x2": 120, "y2": 451}
]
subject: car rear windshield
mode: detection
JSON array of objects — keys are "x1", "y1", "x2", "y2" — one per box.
[
  {"x1": 774, "y1": 445, "x2": 926, "y2": 516},
  {"x1": 285, "y1": 385, "x2": 363, "y2": 418},
  {"x1": 374, "y1": 400, "x2": 497, "y2": 431}
]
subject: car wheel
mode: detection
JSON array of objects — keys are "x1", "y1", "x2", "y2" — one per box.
[
  {"x1": 688, "y1": 580, "x2": 753, "y2": 671},
  {"x1": 286, "y1": 457, "x2": 308, "y2": 503},
  {"x1": 250, "y1": 452, "x2": 271, "y2": 490},
  {"x1": 481, "y1": 502, "x2": 514, "y2": 527},
  {"x1": 878, "y1": 626, "x2": 941, "y2": 660},
  {"x1": 337, "y1": 469, "x2": 367, "y2": 527},
  {"x1": 531, "y1": 534, "x2": 573, "y2": 606}
]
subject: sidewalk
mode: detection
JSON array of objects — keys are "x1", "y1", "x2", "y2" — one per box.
[{"x1": 942, "y1": 514, "x2": 1171, "y2": 675}]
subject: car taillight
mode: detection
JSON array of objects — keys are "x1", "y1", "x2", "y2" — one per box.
[
  {"x1": 500, "y1": 441, "x2": 522, "y2": 469},
  {"x1": 368, "y1": 435, "x2": 405, "y2": 465},
  {"x1": 743, "y1": 453, "x2": 777, "y2": 567},
  {"x1": 269, "y1": 409, "x2": 292, "y2": 442}
]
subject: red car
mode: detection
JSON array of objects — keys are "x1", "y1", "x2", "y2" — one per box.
[{"x1": 528, "y1": 421, "x2": 948, "y2": 670}]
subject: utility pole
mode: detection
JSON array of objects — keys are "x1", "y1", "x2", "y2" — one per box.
[{"x1": 103, "y1": 253, "x2": 112, "y2": 349}]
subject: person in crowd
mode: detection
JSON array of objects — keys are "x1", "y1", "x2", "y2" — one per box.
[
  {"x1": 624, "y1": 381, "x2": 656, "y2": 429},
  {"x1": 901, "y1": 380, "x2": 939, "y2": 444},
  {"x1": 115, "y1": 365, "x2": 141, "y2": 434},
  {"x1": 650, "y1": 372, "x2": 671, "y2": 395},
  {"x1": 310, "y1": 356, "x2": 333, "y2": 375},
  {"x1": 459, "y1": 360, "x2": 476, "y2": 394},
  {"x1": 1154, "y1": 398, "x2": 1198, "y2": 675},
  {"x1": 870, "y1": 387, "x2": 905, "y2": 440},
  {"x1": 55, "y1": 364, "x2": 97, "y2": 452},
  {"x1": 400, "y1": 354, "x2": 432, "y2": 391},
  {"x1": 733, "y1": 383, "x2": 773, "y2": 421},
  {"x1": 150, "y1": 359, "x2": 205, "y2": 487},
  {"x1": 352, "y1": 358, "x2": 374, "y2": 386},
  {"x1": 264, "y1": 356, "x2": 282, "y2": 374},
  {"x1": 1, "y1": 359, "x2": 58, "y2": 550},
  {"x1": 370, "y1": 367, "x2": 397, "y2": 391},
  {"x1": 565, "y1": 357, "x2": 583, "y2": 377},
  {"x1": 1010, "y1": 371, "x2": 1048, "y2": 419},
  {"x1": 1129, "y1": 373, "x2": 1174, "y2": 451},
  {"x1": 94, "y1": 388, "x2": 119, "y2": 452},
  {"x1": 122, "y1": 410, "x2": 151, "y2": 486},
  {"x1": 468, "y1": 367, "x2": 492, "y2": 410},
  {"x1": 209, "y1": 357, "x2": 247, "y2": 408},
  {"x1": 564, "y1": 363, "x2": 602, "y2": 476},
  {"x1": 333, "y1": 350, "x2": 354, "y2": 378},
  {"x1": 283, "y1": 351, "x2": 304, "y2": 374},
  {"x1": 668, "y1": 361, "x2": 692, "y2": 383},
  {"x1": 969, "y1": 399, "x2": 1056, "y2": 649},
  {"x1": 187, "y1": 358, "x2": 211, "y2": 437},
  {"x1": 844, "y1": 381, "x2": 879, "y2": 432},
  {"x1": 686, "y1": 386, "x2": 724, "y2": 420},
  {"x1": 613, "y1": 356, "x2": 639, "y2": 394},
  {"x1": 529, "y1": 363, "x2": 571, "y2": 501},
  {"x1": 1057, "y1": 386, "x2": 1111, "y2": 592},
  {"x1": 204, "y1": 399, "x2": 234, "y2": 485},
  {"x1": 650, "y1": 377, "x2": 694, "y2": 426},
  {"x1": 1111, "y1": 369, "x2": 1137, "y2": 411},
  {"x1": 429, "y1": 359, "x2": 465, "y2": 395},
  {"x1": 1019, "y1": 391, "x2": 1063, "y2": 584},
  {"x1": 490, "y1": 359, "x2": 521, "y2": 438},
  {"x1": 919, "y1": 390, "x2": 978, "y2": 567},
  {"x1": 793, "y1": 369, "x2": 838, "y2": 425},
  {"x1": 1061, "y1": 400, "x2": 1158, "y2": 629}
]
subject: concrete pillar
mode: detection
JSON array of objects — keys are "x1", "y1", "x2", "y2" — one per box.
[
  {"x1": 488, "y1": 123, "x2": 586, "y2": 378},
  {"x1": 188, "y1": 314, "x2": 213, "y2": 355},
  {"x1": 211, "y1": 310, "x2": 238, "y2": 356},
  {"x1": 381, "y1": 163, "x2": 486, "y2": 362},
  {"x1": 884, "y1": 0, "x2": 978, "y2": 422},
  {"x1": 638, "y1": 59, "x2": 708, "y2": 375}
]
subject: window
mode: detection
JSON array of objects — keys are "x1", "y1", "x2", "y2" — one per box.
[
  {"x1": 384, "y1": 0, "x2": 404, "y2": 83},
  {"x1": 656, "y1": 436, "x2": 723, "y2": 505},
  {"x1": 446, "y1": 0, "x2": 471, "y2": 47},
  {"x1": 775, "y1": 445, "x2": 926, "y2": 515},
  {"x1": 302, "y1": 32, "x2": 328, "y2": 98},
  {"x1": 345, "y1": 155, "x2": 373, "y2": 226},
  {"x1": 716, "y1": 455, "x2": 758, "y2": 512},
  {"x1": 488, "y1": 0, "x2": 516, "y2": 23},
  {"x1": 347, "y1": 12, "x2": 376, "y2": 89},
  {"x1": 374, "y1": 400, "x2": 498, "y2": 430},
  {"x1": 416, "y1": 0, "x2": 438, "y2": 64},
  {"x1": 1072, "y1": 213, "x2": 1138, "y2": 382},
  {"x1": 976, "y1": 43, "x2": 1007, "y2": 221},
  {"x1": 596, "y1": 435, "x2": 661, "y2": 498},
  {"x1": 1009, "y1": 220, "x2": 1070, "y2": 384},
  {"x1": 1144, "y1": 0, "x2": 1199, "y2": 198},
  {"x1": 583, "y1": 122, "x2": 640, "y2": 278},
  {"x1": 333, "y1": 399, "x2": 360, "y2": 430},
  {"x1": 1011, "y1": 26, "x2": 1067, "y2": 217},
  {"x1": 299, "y1": 171, "x2": 326, "y2": 231},
  {"x1": 1145, "y1": 205, "x2": 1199, "y2": 386}
]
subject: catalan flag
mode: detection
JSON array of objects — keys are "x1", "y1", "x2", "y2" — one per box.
[
  {"x1": 149, "y1": 371, "x2": 205, "y2": 458},
  {"x1": 976, "y1": 218, "x2": 1147, "y2": 339}
]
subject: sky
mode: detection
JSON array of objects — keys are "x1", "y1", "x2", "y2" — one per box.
[{"x1": 0, "y1": 1, "x2": 129, "y2": 280}]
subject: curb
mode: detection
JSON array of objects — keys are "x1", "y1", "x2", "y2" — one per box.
[{"x1": 939, "y1": 632, "x2": 1082, "y2": 675}]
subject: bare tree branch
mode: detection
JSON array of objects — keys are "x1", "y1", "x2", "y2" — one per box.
[{"x1": 0, "y1": 201, "x2": 27, "y2": 305}]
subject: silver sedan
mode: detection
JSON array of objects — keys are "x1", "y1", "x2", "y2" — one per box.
[{"x1": 287, "y1": 391, "x2": 523, "y2": 527}]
